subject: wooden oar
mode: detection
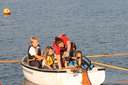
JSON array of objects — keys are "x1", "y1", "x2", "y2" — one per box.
[
  {"x1": 0, "y1": 60, "x2": 19, "y2": 63},
  {"x1": 86, "y1": 53, "x2": 112, "y2": 58},
  {"x1": 0, "y1": 51, "x2": 128, "y2": 58},
  {"x1": 87, "y1": 52, "x2": 128, "y2": 58},
  {"x1": 0, "y1": 54, "x2": 19, "y2": 57},
  {"x1": 92, "y1": 61, "x2": 128, "y2": 71},
  {"x1": 82, "y1": 70, "x2": 91, "y2": 85}
]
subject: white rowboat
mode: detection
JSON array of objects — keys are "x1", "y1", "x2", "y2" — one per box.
[{"x1": 21, "y1": 57, "x2": 105, "y2": 85}]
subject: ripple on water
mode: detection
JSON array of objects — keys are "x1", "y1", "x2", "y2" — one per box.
[{"x1": 0, "y1": 0, "x2": 128, "y2": 84}]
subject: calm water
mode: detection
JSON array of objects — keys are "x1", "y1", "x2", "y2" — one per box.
[{"x1": 0, "y1": 0, "x2": 128, "y2": 85}]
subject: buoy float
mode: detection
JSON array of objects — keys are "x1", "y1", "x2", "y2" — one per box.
[{"x1": 3, "y1": 8, "x2": 11, "y2": 16}]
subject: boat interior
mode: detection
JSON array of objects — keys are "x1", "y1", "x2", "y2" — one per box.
[{"x1": 21, "y1": 56, "x2": 81, "y2": 73}]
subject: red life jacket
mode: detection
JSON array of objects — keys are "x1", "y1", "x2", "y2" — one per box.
[
  {"x1": 58, "y1": 34, "x2": 70, "y2": 46},
  {"x1": 52, "y1": 34, "x2": 70, "y2": 55}
]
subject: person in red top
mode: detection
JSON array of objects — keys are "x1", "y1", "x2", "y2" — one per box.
[{"x1": 52, "y1": 34, "x2": 72, "y2": 69}]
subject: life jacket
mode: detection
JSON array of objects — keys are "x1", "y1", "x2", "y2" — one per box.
[
  {"x1": 28, "y1": 46, "x2": 41, "y2": 59},
  {"x1": 82, "y1": 57, "x2": 94, "y2": 70},
  {"x1": 59, "y1": 34, "x2": 77, "y2": 56},
  {"x1": 58, "y1": 34, "x2": 69, "y2": 46},
  {"x1": 46, "y1": 55, "x2": 54, "y2": 66}
]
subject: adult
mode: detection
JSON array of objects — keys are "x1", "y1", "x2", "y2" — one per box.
[{"x1": 52, "y1": 34, "x2": 76, "y2": 69}]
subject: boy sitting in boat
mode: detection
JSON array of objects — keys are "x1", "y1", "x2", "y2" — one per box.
[
  {"x1": 42, "y1": 46, "x2": 56, "y2": 69},
  {"x1": 28, "y1": 36, "x2": 43, "y2": 68}
]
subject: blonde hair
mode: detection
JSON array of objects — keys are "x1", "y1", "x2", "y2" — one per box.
[{"x1": 30, "y1": 36, "x2": 39, "y2": 42}]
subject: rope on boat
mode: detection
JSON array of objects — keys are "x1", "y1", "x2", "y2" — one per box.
[{"x1": 92, "y1": 61, "x2": 128, "y2": 71}]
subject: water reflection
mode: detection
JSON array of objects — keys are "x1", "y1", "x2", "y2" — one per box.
[
  {"x1": 23, "y1": 79, "x2": 37, "y2": 85},
  {"x1": 22, "y1": 78, "x2": 128, "y2": 85}
]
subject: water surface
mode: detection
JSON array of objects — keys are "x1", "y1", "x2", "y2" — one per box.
[{"x1": 0, "y1": 0, "x2": 128, "y2": 84}]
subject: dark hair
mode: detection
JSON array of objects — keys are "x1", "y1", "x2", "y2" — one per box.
[
  {"x1": 43, "y1": 46, "x2": 53, "y2": 57},
  {"x1": 70, "y1": 42, "x2": 76, "y2": 51},
  {"x1": 74, "y1": 50, "x2": 82, "y2": 57},
  {"x1": 55, "y1": 37, "x2": 63, "y2": 45},
  {"x1": 47, "y1": 46, "x2": 53, "y2": 50}
]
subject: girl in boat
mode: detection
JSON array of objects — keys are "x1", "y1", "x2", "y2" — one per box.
[
  {"x1": 42, "y1": 46, "x2": 56, "y2": 69},
  {"x1": 28, "y1": 36, "x2": 43, "y2": 68}
]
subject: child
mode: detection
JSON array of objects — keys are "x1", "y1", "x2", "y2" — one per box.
[
  {"x1": 42, "y1": 46, "x2": 55, "y2": 69},
  {"x1": 70, "y1": 50, "x2": 92, "y2": 85},
  {"x1": 66, "y1": 50, "x2": 82, "y2": 67},
  {"x1": 28, "y1": 36, "x2": 43, "y2": 68},
  {"x1": 74, "y1": 50, "x2": 82, "y2": 67}
]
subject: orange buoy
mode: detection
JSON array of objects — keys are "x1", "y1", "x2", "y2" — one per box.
[{"x1": 3, "y1": 8, "x2": 11, "y2": 16}]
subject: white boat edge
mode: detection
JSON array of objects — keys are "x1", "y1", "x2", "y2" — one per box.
[{"x1": 20, "y1": 56, "x2": 106, "y2": 85}]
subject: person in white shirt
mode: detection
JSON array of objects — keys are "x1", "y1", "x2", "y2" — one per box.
[{"x1": 28, "y1": 36, "x2": 43, "y2": 68}]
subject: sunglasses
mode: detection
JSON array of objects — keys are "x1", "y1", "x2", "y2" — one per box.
[{"x1": 77, "y1": 57, "x2": 81, "y2": 59}]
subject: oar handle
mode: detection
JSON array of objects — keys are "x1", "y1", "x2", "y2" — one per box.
[
  {"x1": 92, "y1": 61, "x2": 128, "y2": 71},
  {"x1": 86, "y1": 54, "x2": 112, "y2": 58},
  {"x1": 0, "y1": 60, "x2": 19, "y2": 63},
  {"x1": 87, "y1": 52, "x2": 128, "y2": 58},
  {"x1": 0, "y1": 54, "x2": 20, "y2": 57}
]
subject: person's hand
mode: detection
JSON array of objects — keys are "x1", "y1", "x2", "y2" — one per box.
[
  {"x1": 65, "y1": 51, "x2": 69, "y2": 57},
  {"x1": 36, "y1": 55, "x2": 43, "y2": 61}
]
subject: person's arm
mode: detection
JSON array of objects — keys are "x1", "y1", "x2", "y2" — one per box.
[
  {"x1": 35, "y1": 55, "x2": 43, "y2": 61},
  {"x1": 53, "y1": 44, "x2": 62, "y2": 69},
  {"x1": 78, "y1": 59, "x2": 81, "y2": 66},
  {"x1": 67, "y1": 40, "x2": 71, "y2": 52},
  {"x1": 29, "y1": 47, "x2": 43, "y2": 60},
  {"x1": 64, "y1": 40, "x2": 71, "y2": 57},
  {"x1": 56, "y1": 54, "x2": 62, "y2": 69}
]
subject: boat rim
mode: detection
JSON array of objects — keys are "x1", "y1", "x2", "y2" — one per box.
[
  {"x1": 20, "y1": 56, "x2": 105, "y2": 73},
  {"x1": 21, "y1": 56, "x2": 67, "y2": 73}
]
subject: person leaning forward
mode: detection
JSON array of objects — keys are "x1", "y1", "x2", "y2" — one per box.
[{"x1": 52, "y1": 34, "x2": 76, "y2": 69}]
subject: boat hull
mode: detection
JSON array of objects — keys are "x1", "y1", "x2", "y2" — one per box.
[{"x1": 21, "y1": 57, "x2": 105, "y2": 85}]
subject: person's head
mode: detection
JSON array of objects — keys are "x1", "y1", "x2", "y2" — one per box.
[
  {"x1": 55, "y1": 37, "x2": 64, "y2": 48},
  {"x1": 30, "y1": 36, "x2": 39, "y2": 48},
  {"x1": 75, "y1": 50, "x2": 82, "y2": 59},
  {"x1": 44, "y1": 46, "x2": 54, "y2": 56},
  {"x1": 47, "y1": 46, "x2": 54, "y2": 55}
]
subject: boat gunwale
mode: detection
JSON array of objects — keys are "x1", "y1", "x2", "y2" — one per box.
[
  {"x1": 20, "y1": 56, "x2": 67, "y2": 73},
  {"x1": 21, "y1": 56, "x2": 105, "y2": 73}
]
